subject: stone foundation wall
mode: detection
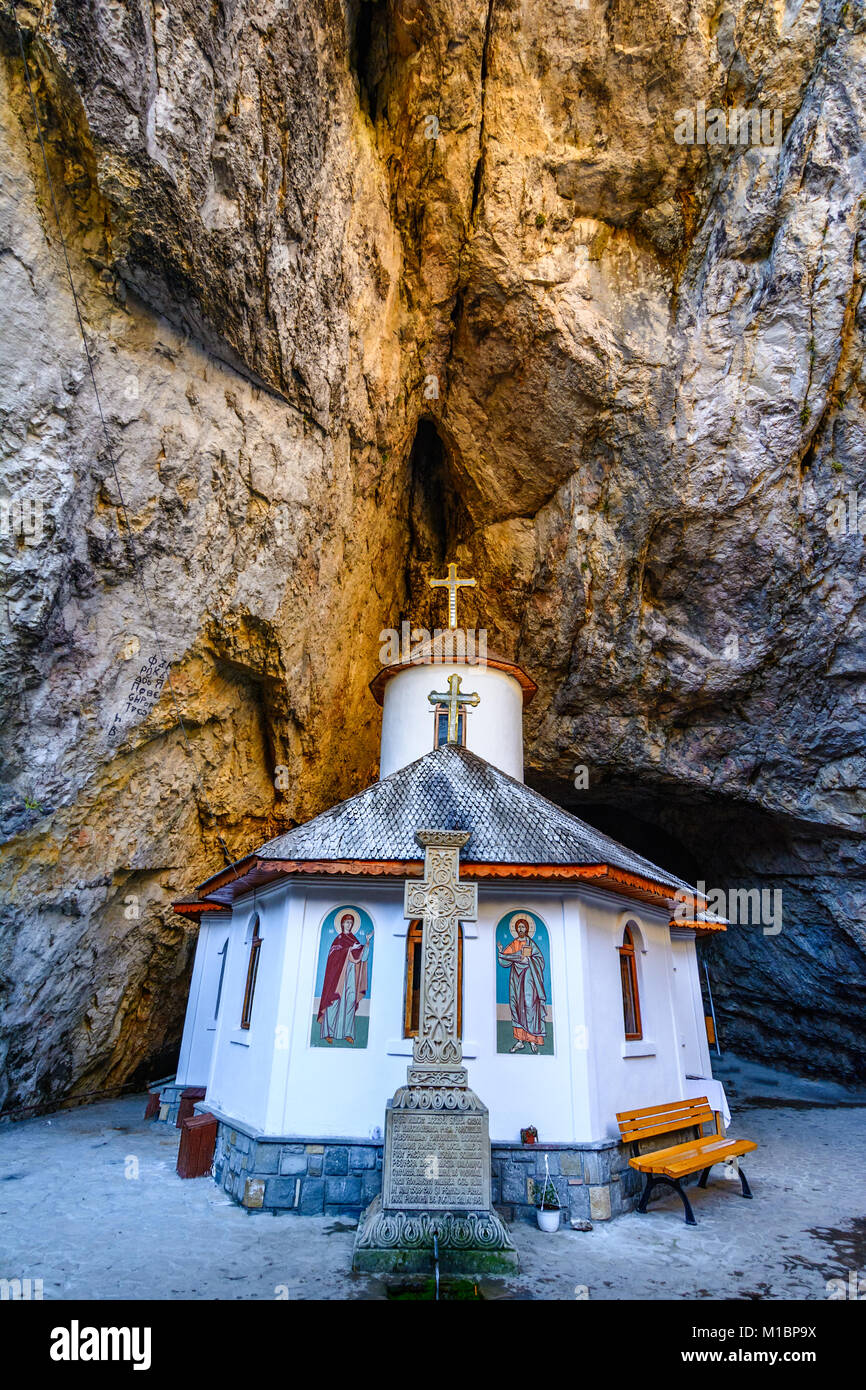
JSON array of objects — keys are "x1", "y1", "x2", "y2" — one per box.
[
  {"x1": 209, "y1": 1116, "x2": 650, "y2": 1222},
  {"x1": 153, "y1": 1082, "x2": 186, "y2": 1127},
  {"x1": 491, "y1": 1141, "x2": 643, "y2": 1223},
  {"x1": 213, "y1": 1120, "x2": 383, "y2": 1217}
]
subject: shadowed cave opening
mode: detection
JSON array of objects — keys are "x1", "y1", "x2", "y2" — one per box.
[
  {"x1": 529, "y1": 771, "x2": 866, "y2": 1086},
  {"x1": 408, "y1": 418, "x2": 448, "y2": 571},
  {"x1": 405, "y1": 418, "x2": 473, "y2": 628},
  {"x1": 348, "y1": 0, "x2": 389, "y2": 122}
]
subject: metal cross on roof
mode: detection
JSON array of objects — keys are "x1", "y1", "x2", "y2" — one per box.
[
  {"x1": 428, "y1": 673, "x2": 480, "y2": 745},
  {"x1": 428, "y1": 563, "x2": 476, "y2": 629}
]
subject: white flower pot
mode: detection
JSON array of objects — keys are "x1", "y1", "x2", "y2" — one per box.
[{"x1": 537, "y1": 1206, "x2": 560, "y2": 1232}]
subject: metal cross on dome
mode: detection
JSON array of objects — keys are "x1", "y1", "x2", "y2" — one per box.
[
  {"x1": 428, "y1": 673, "x2": 480, "y2": 745},
  {"x1": 428, "y1": 563, "x2": 476, "y2": 630}
]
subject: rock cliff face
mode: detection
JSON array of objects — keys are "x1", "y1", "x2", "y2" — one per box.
[{"x1": 1, "y1": 0, "x2": 863, "y2": 1111}]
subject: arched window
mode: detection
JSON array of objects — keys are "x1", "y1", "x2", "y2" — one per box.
[
  {"x1": 240, "y1": 916, "x2": 262, "y2": 1030},
  {"x1": 214, "y1": 938, "x2": 228, "y2": 1019},
  {"x1": 433, "y1": 705, "x2": 466, "y2": 749},
  {"x1": 404, "y1": 921, "x2": 463, "y2": 1038},
  {"x1": 618, "y1": 925, "x2": 642, "y2": 1040}
]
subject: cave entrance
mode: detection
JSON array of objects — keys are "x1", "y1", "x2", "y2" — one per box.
[
  {"x1": 527, "y1": 771, "x2": 864, "y2": 1085},
  {"x1": 408, "y1": 418, "x2": 448, "y2": 571},
  {"x1": 349, "y1": 0, "x2": 387, "y2": 122},
  {"x1": 405, "y1": 418, "x2": 472, "y2": 629},
  {"x1": 565, "y1": 800, "x2": 701, "y2": 885}
]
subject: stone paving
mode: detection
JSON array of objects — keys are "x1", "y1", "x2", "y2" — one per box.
[{"x1": 1, "y1": 1089, "x2": 864, "y2": 1300}]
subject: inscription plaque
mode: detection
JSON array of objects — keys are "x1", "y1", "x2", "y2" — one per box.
[{"x1": 383, "y1": 1110, "x2": 489, "y2": 1210}]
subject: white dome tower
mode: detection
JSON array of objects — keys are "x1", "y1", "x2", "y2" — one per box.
[{"x1": 369, "y1": 566, "x2": 536, "y2": 782}]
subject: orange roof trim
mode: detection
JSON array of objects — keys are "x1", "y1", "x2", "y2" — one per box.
[
  {"x1": 368, "y1": 645, "x2": 537, "y2": 706},
  {"x1": 173, "y1": 900, "x2": 232, "y2": 919},
  {"x1": 184, "y1": 854, "x2": 723, "y2": 926}
]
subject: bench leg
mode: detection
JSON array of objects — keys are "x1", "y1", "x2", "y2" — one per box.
[
  {"x1": 635, "y1": 1174, "x2": 697, "y2": 1225},
  {"x1": 698, "y1": 1166, "x2": 712, "y2": 1188},
  {"x1": 670, "y1": 1178, "x2": 698, "y2": 1225},
  {"x1": 636, "y1": 1175, "x2": 657, "y2": 1215},
  {"x1": 738, "y1": 1165, "x2": 753, "y2": 1199}
]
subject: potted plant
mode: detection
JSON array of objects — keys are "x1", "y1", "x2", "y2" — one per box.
[{"x1": 536, "y1": 1157, "x2": 561, "y2": 1232}]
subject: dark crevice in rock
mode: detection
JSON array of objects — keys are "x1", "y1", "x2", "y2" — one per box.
[
  {"x1": 469, "y1": 0, "x2": 496, "y2": 225},
  {"x1": 407, "y1": 417, "x2": 448, "y2": 575},
  {"x1": 405, "y1": 418, "x2": 474, "y2": 626},
  {"x1": 349, "y1": 0, "x2": 388, "y2": 123}
]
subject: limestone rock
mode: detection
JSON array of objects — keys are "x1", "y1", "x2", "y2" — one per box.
[{"x1": 0, "y1": 0, "x2": 864, "y2": 1109}]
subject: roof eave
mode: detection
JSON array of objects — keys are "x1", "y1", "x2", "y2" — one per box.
[
  {"x1": 368, "y1": 654, "x2": 538, "y2": 706},
  {"x1": 173, "y1": 900, "x2": 232, "y2": 920},
  {"x1": 181, "y1": 855, "x2": 713, "y2": 917}
]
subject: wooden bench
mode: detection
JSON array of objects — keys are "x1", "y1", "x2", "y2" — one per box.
[{"x1": 616, "y1": 1096, "x2": 757, "y2": 1226}]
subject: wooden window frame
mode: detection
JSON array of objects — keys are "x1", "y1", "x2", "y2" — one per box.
[
  {"x1": 404, "y1": 920, "x2": 463, "y2": 1039},
  {"x1": 432, "y1": 704, "x2": 466, "y2": 749},
  {"x1": 618, "y1": 925, "x2": 642, "y2": 1041},
  {"x1": 240, "y1": 918, "x2": 262, "y2": 1030}
]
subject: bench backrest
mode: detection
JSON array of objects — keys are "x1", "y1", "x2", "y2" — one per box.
[{"x1": 616, "y1": 1096, "x2": 716, "y2": 1145}]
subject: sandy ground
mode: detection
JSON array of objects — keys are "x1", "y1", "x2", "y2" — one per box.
[{"x1": 1, "y1": 1080, "x2": 864, "y2": 1301}]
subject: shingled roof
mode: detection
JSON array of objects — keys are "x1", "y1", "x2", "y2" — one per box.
[{"x1": 248, "y1": 744, "x2": 691, "y2": 892}]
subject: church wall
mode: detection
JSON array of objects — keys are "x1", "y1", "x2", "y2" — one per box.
[
  {"x1": 271, "y1": 883, "x2": 584, "y2": 1144},
  {"x1": 263, "y1": 888, "x2": 308, "y2": 1135},
  {"x1": 467, "y1": 889, "x2": 582, "y2": 1143},
  {"x1": 379, "y1": 663, "x2": 525, "y2": 779},
  {"x1": 175, "y1": 914, "x2": 232, "y2": 1090},
  {"x1": 670, "y1": 932, "x2": 714, "y2": 1082},
  {"x1": 202, "y1": 886, "x2": 291, "y2": 1131},
  {"x1": 278, "y1": 882, "x2": 412, "y2": 1136},
  {"x1": 200, "y1": 881, "x2": 691, "y2": 1146},
  {"x1": 192, "y1": 878, "x2": 721, "y2": 1220},
  {"x1": 582, "y1": 897, "x2": 710, "y2": 1139}
]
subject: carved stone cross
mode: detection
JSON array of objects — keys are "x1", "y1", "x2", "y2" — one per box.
[
  {"x1": 403, "y1": 829, "x2": 477, "y2": 1087},
  {"x1": 428, "y1": 673, "x2": 480, "y2": 745}
]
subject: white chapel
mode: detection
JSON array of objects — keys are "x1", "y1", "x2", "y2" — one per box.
[{"x1": 167, "y1": 571, "x2": 729, "y2": 1223}]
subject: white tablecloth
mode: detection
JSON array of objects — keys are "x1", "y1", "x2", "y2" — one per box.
[{"x1": 683, "y1": 1076, "x2": 731, "y2": 1129}]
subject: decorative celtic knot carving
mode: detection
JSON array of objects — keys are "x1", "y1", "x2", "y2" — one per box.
[
  {"x1": 402, "y1": 831, "x2": 478, "y2": 1077},
  {"x1": 405, "y1": 1068, "x2": 469, "y2": 1088}
]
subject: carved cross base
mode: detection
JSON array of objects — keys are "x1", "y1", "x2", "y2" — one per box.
[
  {"x1": 353, "y1": 1194, "x2": 518, "y2": 1276},
  {"x1": 353, "y1": 828, "x2": 519, "y2": 1274}
]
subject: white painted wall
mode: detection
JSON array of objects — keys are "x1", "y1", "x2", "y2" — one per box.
[
  {"x1": 175, "y1": 914, "x2": 231, "y2": 1087},
  {"x1": 194, "y1": 880, "x2": 713, "y2": 1145},
  {"x1": 378, "y1": 661, "x2": 525, "y2": 780},
  {"x1": 581, "y1": 896, "x2": 714, "y2": 1139},
  {"x1": 202, "y1": 888, "x2": 290, "y2": 1130},
  {"x1": 670, "y1": 934, "x2": 708, "y2": 1077},
  {"x1": 670, "y1": 931, "x2": 713, "y2": 1082},
  {"x1": 466, "y1": 889, "x2": 585, "y2": 1140}
]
